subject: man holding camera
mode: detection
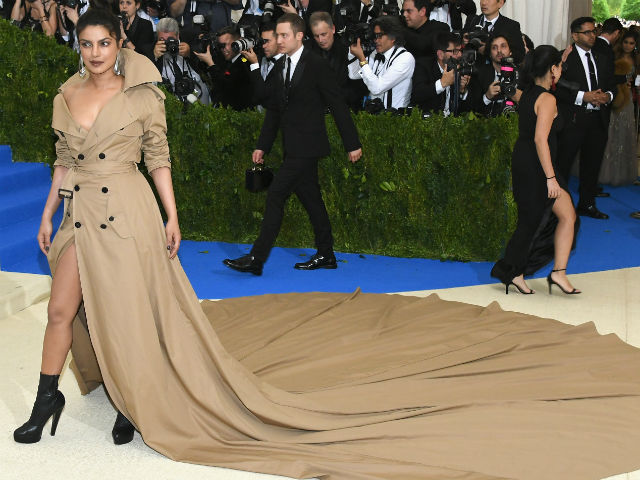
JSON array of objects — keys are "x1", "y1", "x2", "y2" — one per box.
[
  {"x1": 348, "y1": 16, "x2": 415, "y2": 110},
  {"x1": 471, "y1": 33, "x2": 521, "y2": 116},
  {"x1": 242, "y1": 23, "x2": 283, "y2": 108},
  {"x1": 428, "y1": 0, "x2": 475, "y2": 32},
  {"x1": 463, "y1": 0, "x2": 523, "y2": 63},
  {"x1": 193, "y1": 25, "x2": 255, "y2": 110},
  {"x1": 401, "y1": 0, "x2": 449, "y2": 58},
  {"x1": 153, "y1": 17, "x2": 211, "y2": 104},
  {"x1": 223, "y1": 13, "x2": 362, "y2": 275},
  {"x1": 411, "y1": 31, "x2": 470, "y2": 115}
]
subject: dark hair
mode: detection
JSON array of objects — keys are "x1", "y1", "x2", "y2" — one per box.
[
  {"x1": 522, "y1": 33, "x2": 534, "y2": 52},
  {"x1": 76, "y1": 8, "x2": 122, "y2": 42},
  {"x1": 486, "y1": 33, "x2": 511, "y2": 53},
  {"x1": 277, "y1": 12, "x2": 306, "y2": 36},
  {"x1": 406, "y1": 0, "x2": 429, "y2": 13},
  {"x1": 433, "y1": 31, "x2": 461, "y2": 53},
  {"x1": 372, "y1": 16, "x2": 405, "y2": 46},
  {"x1": 217, "y1": 25, "x2": 240, "y2": 40},
  {"x1": 260, "y1": 22, "x2": 277, "y2": 35},
  {"x1": 570, "y1": 16, "x2": 595, "y2": 33},
  {"x1": 601, "y1": 17, "x2": 623, "y2": 34},
  {"x1": 614, "y1": 30, "x2": 639, "y2": 62},
  {"x1": 521, "y1": 44, "x2": 562, "y2": 90}
]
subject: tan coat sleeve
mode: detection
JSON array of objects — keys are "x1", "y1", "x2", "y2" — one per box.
[
  {"x1": 140, "y1": 85, "x2": 171, "y2": 172},
  {"x1": 52, "y1": 130, "x2": 75, "y2": 169}
]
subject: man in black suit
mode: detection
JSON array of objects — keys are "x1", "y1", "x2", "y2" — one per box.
[
  {"x1": 427, "y1": 0, "x2": 476, "y2": 31},
  {"x1": 411, "y1": 31, "x2": 471, "y2": 114},
  {"x1": 278, "y1": 0, "x2": 333, "y2": 37},
  {"x1": 463, "y1": 0, "x2": 524, "y2": 63},
  {"x1": 223, "y1": 13, "x2": 362, "y2": 275},
  {"x1": 594, "y1": 17, "x2": 622, "y2": 62},
  {"x1": 402, "y1": 0, "x2": 450, "y2": 58},
  {"x1": 241, "y1": 22, "x2": 284, "y2": 109},
  {"x1": 555, "y1": 17, "x2": 616, "y2": 220}
]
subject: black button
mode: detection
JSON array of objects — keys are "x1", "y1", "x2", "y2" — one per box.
[
  {"x1": 108, "y1": 216, "x2": 114, "y2": 221},
  {"x1": 99, "y1": 153, "x2": 106, "y2": 159},
  {"x1": 100, "y1": 224, "x2": 107, "y2": 229},
  {"x1": 78, "y1": 154, "x2": 84, "y2": 160},
  {"x1": 74, "y1": 222, "x2": 81, "y2": 228},
  {"x1": 74, "y1": 185, "x2": 80, "y2": 191},
  {"x1": 102, "y1": 187, "x2": 109, "y2": 193}
]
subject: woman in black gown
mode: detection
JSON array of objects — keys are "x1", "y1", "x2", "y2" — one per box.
[{"x1": 492, "y1": 46, "x2": 580, "y2": 295}]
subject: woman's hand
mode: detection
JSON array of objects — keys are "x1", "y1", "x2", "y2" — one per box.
[
  {"x1": 38, "y1": 217, "x2": 53, "y2": 255},
  {"x1": 165, "y1": 218, "x2": 181, "y2": 259},
  {"x1": 547, "y1": 177, "x2": 561, "y2": 199}
]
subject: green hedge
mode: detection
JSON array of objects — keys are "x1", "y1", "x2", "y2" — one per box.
[{"x1": 0, "y1": 19, "x2": 517, "y2": 261}]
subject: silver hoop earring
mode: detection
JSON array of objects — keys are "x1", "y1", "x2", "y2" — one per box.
[
  {"x1": 114, "y1": 51, "x2": 122, "y2": 76},
  {"x1": 79, "y1": 56, "x2": 86, "y2": 78}
]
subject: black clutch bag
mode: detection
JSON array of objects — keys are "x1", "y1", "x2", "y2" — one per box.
[{"x1": 245, "y1": 164, "x2": 274, "y2": 193}]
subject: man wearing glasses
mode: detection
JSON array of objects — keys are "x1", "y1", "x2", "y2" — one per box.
[
  {"x1": 411, "y1": 31, "x2": 471, "y2": 115},
  {"x1": 555, "y1": 16, "x2": 615, "y2": 220},
  {"x1": 348, "y1": 16, "x2": 416, "y2": 110}
]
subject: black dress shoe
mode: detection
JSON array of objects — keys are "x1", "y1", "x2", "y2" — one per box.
[
  {"x1": 112, "y1": 412, "x2": 135, "y2": 445},
  {"x1": 596, "y1": 191, "x2": 610, "y2": 198},
  {"x1": 631, "y1": 211, "x2": 640, "y2": 219},
  {"x1": 576, "y1": 205, "x2": 609, "y2": 219},
  {"x1": 294, "y1": 253, "x2": 337, "y2": 270},
  {"x1": 223, "y1": 255, "x2": 263, "y2": 275}
]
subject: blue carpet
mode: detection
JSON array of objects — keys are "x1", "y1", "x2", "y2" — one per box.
[{"x1": 2, "y1": 146, "x2": 639, "y2": 299}]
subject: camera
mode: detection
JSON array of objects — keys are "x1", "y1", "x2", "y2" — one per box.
[
  {"x1": 259, "y1": 0, "x2": 287, "y2": 23},
  {"x1": 58, "y1": 0, "x2": 81, "y2": 8},
  {"x1": 498, "y1": 57, "x2": 518, "y2": 98},
  {"x1": 144, "y1": 0, "x2": 166, "y2": 14},
  {"x1": 163, "y1": 76, "x2": 203, "y2": 104},
  {"x1": 118, "y1": 12, "x2": 129, "y2": 30},
  {"x1": 191, "y1": 14, "x2": 217, "y2": 54},
  {"x1": 344, "y1": 23, "x2": 374, "y2": 52},
  {"x1": 231, "y1": 24, "x2": 265, "y2": 53},
  {"x1": 465, "y1": 26, "x2": 490, "y2": 50},
  {"x1": 381, "y1": 0, "x2": 400, "y2": 17},
  {"x1": 446, "y1": 49, "x2": 477, "y2": 76},
  {"x1": 164, "y1": 37, "x2": 180, "y2": 56}
]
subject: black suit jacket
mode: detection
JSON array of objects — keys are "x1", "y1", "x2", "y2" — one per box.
[
  {"x1": 464, "y1": 13, "x2": 524, "y2": 63},
  {"x1": 437, "y1": 0, "x2": 476, "y2": 31},
  {"x1": 554, "y1": 45, "x2": 616, "y2": 127},
  {"x1": 404, "y1": 20, "x2": 450, "y2": 58},
  {"x1": 257, "y1": 47, "x2": 361, "y2": 158},
  {"x1": 249, "y1": 57, "x2": 282, "y2": 109},
  {"x1": 207, "y1": 55, "x2": 255, "y2": 111},
  {"x1": 411, "y1": 56, "x2": 470, "y2": 114},
  {"x1": 125, "y1": 16, "x2": 155, "y2": 62}
]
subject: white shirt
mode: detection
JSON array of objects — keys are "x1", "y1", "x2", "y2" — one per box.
[
  {"x1": 481, "y1": 13, "x2": 499, "y2": 32},
  {"x1": 435, "y1": 62, "x2": 469, "y2": 116},
  {"x1": 250, "y1": 53, "x2": 284, "y2": 80},
  {"x1": 347, "y1": 46, "x2": 415, "y2": 109},
  {"x1": 574, "y1": 44, "x2": 613, "y2": 109},
  {"x1": 429, "y1": 4, "x2": 452, "y2": 30},
  {"x1": 283, "y1": 45, "x2": 305, "y2": 82},
  {"x1": 245, "y1": 0, "x2": 262, "y2": 16}
]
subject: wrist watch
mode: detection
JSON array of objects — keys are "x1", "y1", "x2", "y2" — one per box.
[{"x1": 359, "y1": 60, "x2": 368, "y2": 67}]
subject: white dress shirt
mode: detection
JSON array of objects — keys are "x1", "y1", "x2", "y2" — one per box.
[
  {"x1": 429, "y1": 4, "x2": 452, "y2": 30},
  {"x1": 347, "y1": 46, "x2": 415, "y2": 109},
  {"x1": 574, "y1": 44, "x2": 613, "y2": 110},
  {"x1": 435, "y1": 62, "x2": 469, "y2": 116},
  {"x1": 283, "y1": 44, "x2": 305, "y2": 82},
  {"x1": 481, "y1": 13, "x2": 499, "y2": 32}
]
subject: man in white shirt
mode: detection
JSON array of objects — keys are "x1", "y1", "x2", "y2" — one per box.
[
  {"x1": 348, "y1": 16, "x2": 415, "y2": 110},
  {"x1": 428, "y1": 0, "x2": 475, "y2": 31}
]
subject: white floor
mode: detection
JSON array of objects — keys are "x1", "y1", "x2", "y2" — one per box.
[{"x1": 1, "y1": 269, "x2": 639, "y2": 480}]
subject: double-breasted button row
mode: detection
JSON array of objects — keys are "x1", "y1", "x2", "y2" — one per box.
[{"x1": 76, "y1": 153, "x2": 106, "y2": 160}]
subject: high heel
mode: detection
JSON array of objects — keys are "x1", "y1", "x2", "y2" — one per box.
[
  {"x1": 14, "y1": 373, "x2": 66, "y2": 444},
  {"x1": 547, "y1": 268, "x2": 581, "y2": 295},
  {"x1": 112, "y1": 411, "x2": 135, "y2": 445},
  {"x1": 505, "y1": 280, "x2": 535, "y2": 295}
]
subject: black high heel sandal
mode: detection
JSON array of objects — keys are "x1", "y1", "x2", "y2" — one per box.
[
  {"x1": 14, "y1": 373, "x2": 66, "y2": 444},
  {"x1": 547, "y1": 268, "x2": 581, "y2": 295},
  {"x1": 505, "y1": 280, "x2": 535, "y2": 295},
  {"x1": 112, "y1": 411, "x2": 135, "y2": 445}
]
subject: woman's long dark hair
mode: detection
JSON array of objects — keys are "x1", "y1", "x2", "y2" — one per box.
[
  {"x1": 76, "y1": 7, "x2": 122, "y2": 42},
  {"x1": 520, "y1": 45, "x2": 562, "y2": 91}
]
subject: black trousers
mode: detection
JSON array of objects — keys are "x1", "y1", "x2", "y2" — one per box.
[
  {"x1": 557, "y1": 110, "x2": 609, "y2": 208},
  {"x1": 250, "y1": 156, "x2": 333, "y2": 263}
]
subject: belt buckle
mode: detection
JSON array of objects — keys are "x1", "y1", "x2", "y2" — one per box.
[{"x1": 58, "y1": 188, "x2": 73, "y2": 199}]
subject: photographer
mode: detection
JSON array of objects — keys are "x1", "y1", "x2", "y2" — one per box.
[
  {"x1": 278, "y1": 0, "x2": 331, "y2": 35},
  {"x1": 194, "y1": 25, "x2": 254, "y2": 110},
  {"x1": 428, "y1": 0, "x2": 475, "y2": 31},
  {"x1": 471, "y1": 33, "x2": 521, "y2": 116},
  {"x1": 11, "y1": 0, "x2": 58, "y2": 36},
  {"x1": 167, "y1": 0, "x2": 241, "y2": 32},
  {"x1": 401, "y1": 0, "x2": 448, "y2": 58},
  {"x1": 244, "y1": 22, "x2": 282, "y2": 108},
  {"x1": 348, "y1": 15, "x2": 415, "y2": 110},
  {"x1": 463, "y1": 0, "x2": 524, "y2": 62},
  {"x1": 334, "y1": 0, "x2": 379, "y2": 28},
  {"x1": 309, "y1": 11, "x2": 366, "y2": 110},
  {"x1": 411, "y1": 31, "x2": 470, "y2": 115},
  {"x1": 154, "y1": 17, "x2": 211, "y2": 104},
  {"x1": 119, "y1": 0, "x2": 155, "y2": 59}
]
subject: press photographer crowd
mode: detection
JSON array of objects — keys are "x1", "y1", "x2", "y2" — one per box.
[{"x1": 3, "y1": 0, "x2": 640, "y2": 223}]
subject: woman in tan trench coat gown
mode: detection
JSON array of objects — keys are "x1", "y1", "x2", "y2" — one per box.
[{"x1": 12, "y1": 9, "x2": 640, "y2": 480}]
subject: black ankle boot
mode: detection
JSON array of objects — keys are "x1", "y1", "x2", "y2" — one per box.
[
  {"x1": 14, "y1": 373, "x2": 65, "y2": 444},
  {"x1": 112, "y1": 411, "x2": 135, "y2": 445}
]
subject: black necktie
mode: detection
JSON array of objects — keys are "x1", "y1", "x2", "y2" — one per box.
[
  {"x1": 374, "y1": 53, "x2": 385, "y2": 75},
  {"x1": 585, "y1": 52, "x2": 598, "y2": 90},
  {"x1": 284, "y1": 57, "x2": 291, "y2": 91}
]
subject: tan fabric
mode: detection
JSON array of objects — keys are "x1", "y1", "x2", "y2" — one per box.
[{"x1": 49, "y1": 50, "x2": 640, "y2": 480}]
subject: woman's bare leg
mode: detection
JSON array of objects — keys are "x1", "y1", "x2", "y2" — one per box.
[
  {"x1": 41, "y1": 244, "x2": 82, "y2": 375},
  {"x1": 550, "y1": 191, "x2": 581, "y2": 293}
]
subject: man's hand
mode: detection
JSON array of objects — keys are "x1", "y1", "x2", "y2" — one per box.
[
  {"x1": 179, "y1": 41, "x2": 191, "y2": 58},
  {"x1": 441, "y1": 64, "x2": 455, "y2": 88},
  {"x1": 252, "y1": 149, "x2": 265, "y2": 164},
  {"x1": 348, "y1": 148, "x2": 362, "y2": 163},
  {"x1": 349, "y1": 39, "x2": 366, "y2": 62},
  {"x1": 460, "y1": 74, "x2": 471, "y2": 93},
  {"x1": 584, "y1": 89, "x2": 609, "y2": 106},
  {"x1": 194, "y1": 45, "x2": 214, "y2": 66},
  {"x1": 154, "y1": 39, "x2": 166, "y2": 60},
  {"x1": 242, "y1": 48, "x2": 258, "y2": 65},
  {"x1": 485, "y1": 80, "x2": 501, "y2": 100},
  {"x1": 278, "y1": 0, "x2": 297, "y2": 14}
]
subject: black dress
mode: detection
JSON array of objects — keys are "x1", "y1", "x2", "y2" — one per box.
[{"x1": 491, "y1": 85, "x2": 577, "y2": 282}]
